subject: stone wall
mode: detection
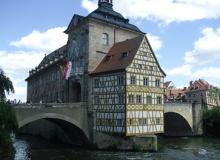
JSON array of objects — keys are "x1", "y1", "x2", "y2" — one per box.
[
  {"x1": 88, "y1": 19, "x2": 142, "y2": 72},
  {"x1": 93, "y1": 131, "x2": 158, "y2": 151},
  {"x1": 192, "y1": 103, "x2": 203, "y2": 135},
  {"x1": 66, "y1": 22, "x2": 89, "y2": 103}
]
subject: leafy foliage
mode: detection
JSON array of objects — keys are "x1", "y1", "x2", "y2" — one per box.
[
  {"x1": 0, "y1": 68, "x2": 17, "y2": 159},
  {"x1": 0, "y1": 130, "x2": 16, "y2": 160},
  {"x1": 0, "y1": 102, "x2": 18, "y2": 132},
  {"x1": 203, "y1": 107, "x2": 220, "y2": 120},
  {"x1": 0, "y1": 69, "x2": 14, "y2": 102},
  {"x1": 203, "y1": 107, "x2": 220, "y2": 137},
  {"x1": 0, "y1": 103, "x2": 18, "y2": 160},
  {"x1": 208, "y1": 87, "x2": 220, "y2": 106}
]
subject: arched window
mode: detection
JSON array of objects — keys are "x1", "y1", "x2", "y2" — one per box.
[{"x1": 102, "y1": 33, "x2": 109, "y2": 46}]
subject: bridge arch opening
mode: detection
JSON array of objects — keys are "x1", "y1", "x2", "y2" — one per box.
[
  {"x1": 164, "y1": 112, "x2": 193, "y2": 136},
  {"x1": 18, "y1": 113, "x2": 89, "y2": 147}
]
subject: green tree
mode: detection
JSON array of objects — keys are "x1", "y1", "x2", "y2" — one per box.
[
  {"x1": 0, "y1": 69, "x2": 14, "y2": 102},
  {"x1": 208, "y1": 87, "x2": 220, "y2": 107},
  {"x1": 0, "y1": 68, "x2": 17, "y2": 160},
  {"x1": 203, "y1": 107, "x2": 220, "y2": 136}
]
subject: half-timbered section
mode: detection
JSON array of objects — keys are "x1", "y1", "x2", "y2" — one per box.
[
  {"x1": 91, "y1": 35, "x2": 166, "y2": 136},
  {"x1": 126, "y1": 36, "x2": 165, "y2": 136},
  {"x1": 92, "y1": 72, "x2": 126, "y2": 134}
]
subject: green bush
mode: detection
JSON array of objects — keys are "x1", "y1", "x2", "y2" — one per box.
[
  {"x1": 203, "y1": 107, "x2": 220, "y2": 120},
  {"x1": 0, "y1": 102, "x2": 18, "y2": 159},
  {"x1": 203, "y1": 107, "x2": 220, "y2": 136},
  {"x1": 0, "y1": 102, "x2": 18, "y2": 132},
  {"x1": 0, "y1": 130, "x2": 15, "y2": 160}
]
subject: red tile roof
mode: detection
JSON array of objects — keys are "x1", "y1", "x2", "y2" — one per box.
[
  {"x1": 187, "y1": 79, "x2": 212, "y2": 92},
  {"x1": 90, "y1": 35, "x2": 144, "y2": 75},
  {"x1": 90, "y1": 35, "x2": 166, "y2": 76}
]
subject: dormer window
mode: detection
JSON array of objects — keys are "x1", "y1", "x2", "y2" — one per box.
[
  {"x1": 102, "y1": 33, "x2": 109, "y2": 46},
  {"x1": 122, "y1": 52, "x2": 128, "y2": 57}
]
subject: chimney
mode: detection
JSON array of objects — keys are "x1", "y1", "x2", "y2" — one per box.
[{"x1": 190, "y1": 81, "x2": 193, "y2": 87}]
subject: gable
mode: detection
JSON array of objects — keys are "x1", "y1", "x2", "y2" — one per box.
[
  {"x1": 126, "y1": 36, "x2": 166, "y2": 77},
  {"x1": 64, "y1": 14, "x2": 85, "y2": 34}
]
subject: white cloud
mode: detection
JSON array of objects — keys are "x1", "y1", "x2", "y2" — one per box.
[
  {"x1": 8, "y1": 86, "x2": 27, "y2": 102},
  {"x1": 192, "y1": 67, "x2": 220, "y2": 80},
  {"x1": 0, "y1": 50, "x2": 44, "y2": 74},
  {"x1": 166, "y1": 65, "x2": 192, "y2": 77},
  {"x1": 166, "y1": 66, "x2": 220, "y2": 87},
  {"x1": 81, "y1": 0, "x2": 220, "y2": 24},
  {"x1": 10, "y1": 27, "x2": 68, "y2": 52},
  {"x1": 184, "y1": 27, "x2": 220, "y2": 65},
  {"x1": 82, "y1": 0, "x2": 97, "y2": 12},
  {"x1": 166, "y1": 26, "x2": 220, "y2": 87},
  {"x1": 0, "y1": 50, "x2": 45, "y2": 102},
  {"x1": 1, "y1": 26, "x2": 68, "y2": 102},
  {"x1": 147, "y1": 33, "x2": 162, "y2": 51}
]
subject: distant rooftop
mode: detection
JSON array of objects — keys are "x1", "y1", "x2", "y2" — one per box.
[{"x1": 187, "y1": 79, "x2": 213, "y2": 91}]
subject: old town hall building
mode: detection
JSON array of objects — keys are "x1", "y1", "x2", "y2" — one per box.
[{"x1": 26, "y1": 0, "x2": 166, "y2": 136}]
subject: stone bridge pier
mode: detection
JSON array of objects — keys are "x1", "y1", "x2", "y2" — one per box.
[
  {"x1": 14, "y1": 103, "x2": 91, "y2": 146},
  {"x1": 164, "y1": 102, "x2": 203, "y2": 136}
]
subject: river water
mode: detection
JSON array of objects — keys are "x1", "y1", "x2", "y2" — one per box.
[{"x1": 14, "y1": 136, "x2": 220, "y2": 160}]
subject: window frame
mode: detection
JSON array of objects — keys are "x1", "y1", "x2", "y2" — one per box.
[
  {"x1": 102, "y1": 33, "x2": 109, "y2": 46},
  {"x1": 156, "y1": 118, "x2": 161, "y2": 125},
  {"x1": 118, "y1": 95, "x2": 124, "y2": 104},
  {"x1": 155, "y1": 79, "x2": 160, "y2": 88},
  {"x1": 156, "y1": 96, "x2": 162, "y2": 104},
  {"x1": 146, "y1": 96, "x2": 152, "y2": 104},
  {"x1": 129, "y1": 95, "x2": 134, "y2": 104},
  {"x1": 143, "y1": 77, "x2": 149, "y2": 86},
  {"x1": 130, "y1": 76, "x2": 136, "y2": 85},
  {"x1": 118, "y1": 76, "x2": 124, "y2": 86},
  {"x1": 136, "y1": 95, "x2": 142, "y2": 104}
]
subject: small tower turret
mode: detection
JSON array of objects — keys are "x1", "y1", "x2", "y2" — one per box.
[{"x1": 98, "y1": 0, "x2": 113, "y2": 9}]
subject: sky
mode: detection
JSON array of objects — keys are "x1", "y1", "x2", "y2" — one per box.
[{"x1": 0, "y1": 0, "x2": 220, "y2": 102}]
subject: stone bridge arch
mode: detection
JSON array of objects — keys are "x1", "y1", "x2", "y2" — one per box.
[
  {"x1": 164, "y1": 112, "x2": 193, "y2": 136},
  {"x1": 18, "y1": 112, "x2": 89, "y2": 139},
  {"x1": 14, "y1": 103, "x2": 90, "y2": 145},
  {"x1": 164, "y1": 103, "x2": 194, "y2": 136}
]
